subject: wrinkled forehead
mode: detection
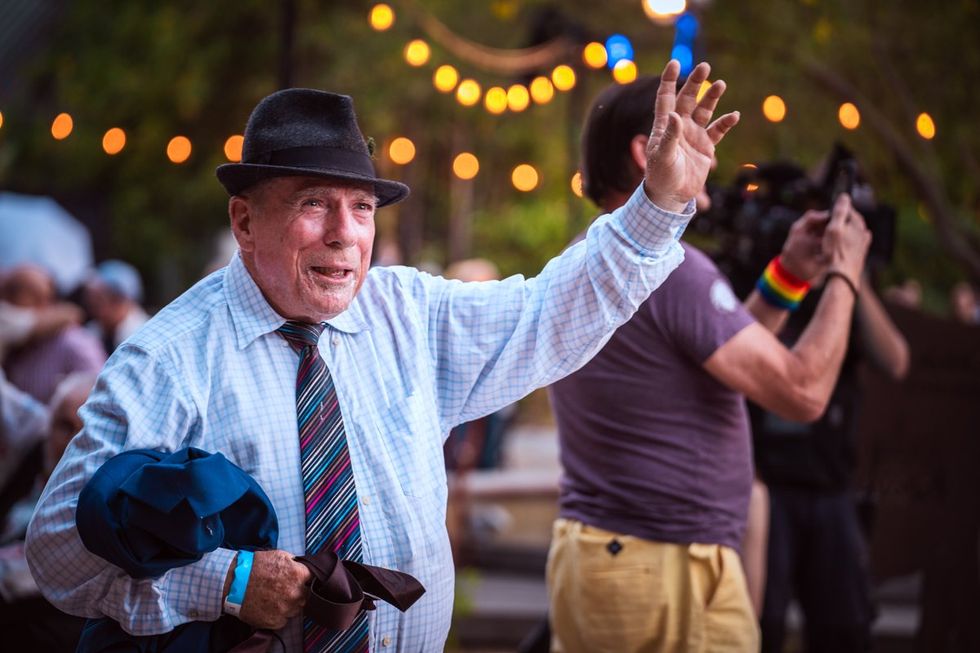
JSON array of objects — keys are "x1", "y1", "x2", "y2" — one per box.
[{"x1": 261, "y1": 176, "x2": 379, "y2": 202}]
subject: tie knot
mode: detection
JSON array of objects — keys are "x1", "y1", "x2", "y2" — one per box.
[{"x1": 277, "y1": 321, "x2": 325, "y2": 350}]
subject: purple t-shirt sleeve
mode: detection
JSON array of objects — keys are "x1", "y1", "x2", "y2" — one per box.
[{"x1": 648, "y1": 245, "x2": 754, "y2": 364}]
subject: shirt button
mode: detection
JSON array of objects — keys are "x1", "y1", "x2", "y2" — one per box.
[
  {"x1": 381, "y1": 635, "x2": 392, "y2": 647},
  {"x1": 332, "y1": 336, "x2": 340, "y2": 346},
  {"x1": 362, "y1": 495, "x2": 371, "y2": 506}
]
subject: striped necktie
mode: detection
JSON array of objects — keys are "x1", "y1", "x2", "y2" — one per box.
[{"x1": 277, "y1": 321, "x2": 369, "y2": 653}]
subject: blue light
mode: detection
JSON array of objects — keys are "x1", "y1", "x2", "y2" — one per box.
[
  {"x1": 676, "y1": 13, "x2": 698, "y2": 40},
  {"x1": 671, "y1": 44, "x2": 693, "y2": 74},
  {"x1": 604, "y1": 34, "x2": 634, "y2": 69}
]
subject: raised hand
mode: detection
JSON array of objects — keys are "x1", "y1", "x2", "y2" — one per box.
[
  {"x1": 644, "y1": 60, "x2": 740, "y2": 213},
  {"x1": 780, "y1": 210, "x2": 832, "y2": 283},
  {"x1": 822, "y1": 194, "x2": 872, "y2": 292}
]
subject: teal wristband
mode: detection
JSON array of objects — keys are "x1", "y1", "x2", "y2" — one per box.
[{"x1": 223, "y1": 550, "x2": 254, "y2": 617}]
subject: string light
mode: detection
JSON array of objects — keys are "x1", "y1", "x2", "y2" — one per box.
[
  {"x1": 762, "y1": 95, "x2": 786, "y2": 122},
  {"x1": 433, "y1": 65, "x2": 459, "y2": 93},
  {"x1": 369, "y1": 4, "x2": 394, "y2": 31},
  {"x1": 613, "y1": 60, "x2": 638, "y2": 84},
  {"x1": 838, "y1": 103, "x2": 860, "y2": 130},
  {"x1": 916, "y1": 112, "x2": 936, "y2": 139},
  {"x1": 507, "y1": 84, "x2": 530, "y2": 112},
  {"x1": 643, "y1": 0, "x2": 687, "y2": 24},
  {"x1": 529, "y1": 76, "x2": 555, "y2": 104},
  {"x1": 102, "y1": 127, "x2": 126, "y2": 155},
  {"x1": 389, "y1": 136, "x2": 416, "y2": 164},
  {"x1": 404, "y1": 39, "x2": 430, "y2": 67},
  {"x1": 485, "y1": 86, "x2": 508, "y2": 114},
  {"x1": 453, "y1": 152, "x2": 479, "y2": 180},
  {"x1": 552, "y1": 65, "x2": 576, "y2": 91},
  {"x1": 512, "y1": 164, "x2": 539, "y2": 191},
  {"x1": 571, "y1": 171, "x2": 584, "y2": 198},
  {"x1": 456, "y1": 79, "x2": 482, "y2": 106},
  {"x1": 224, "y1": 135, "x2": 244, "y2": 161},
  {"x1": 0, "y1": 110, "x2": 4, "y2": 130},
  {"x1": 167, "y1": 136, "x2": 192, "y2": 164},
  {"x1": 582, "y1": 42, "x2": 607, "y2": 69},
  {"x1": 51, "y1": 113, "x2": 73, "y2": 140}
]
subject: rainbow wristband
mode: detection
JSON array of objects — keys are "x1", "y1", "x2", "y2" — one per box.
[
  {"x1": 756, "y1": 256, "x2": 810, "y2": 311},
  {"x1": 223, "y1": 550, "x2": 254, "y2": 618}
]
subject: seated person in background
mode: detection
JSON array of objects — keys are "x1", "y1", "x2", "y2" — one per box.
[
  {"x1": 0, "y1": 273, "x2": 82, "y2": 363},
  {"x1": 83, "y1": 260, "x2": 150, "y2": 353},
  {"x1": 0, "y1": 372, "x2": 96, "y2": 653},
  {"x1": 546, "y1": 74, "x2": 870, "y2": 653},
  {"x1": 2, "y1": 265, "x2": 105, "y2": 403}
]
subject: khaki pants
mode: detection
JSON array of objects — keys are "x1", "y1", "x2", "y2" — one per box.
[{"x1": 546, "y1": 518, "x2": 760, "y2": 653}]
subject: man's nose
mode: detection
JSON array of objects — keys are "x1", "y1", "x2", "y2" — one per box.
[{"x1": 323, "y1": 205, "x2": 357, "y2": 247}]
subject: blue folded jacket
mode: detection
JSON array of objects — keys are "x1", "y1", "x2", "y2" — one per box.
[{"x1": 74, "y1": 447, "x2": 279, "y2": 652}]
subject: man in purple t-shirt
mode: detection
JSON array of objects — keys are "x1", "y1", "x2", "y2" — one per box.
[{"x1": 546, "y1": 74, "x2": 872, "y2": 652}]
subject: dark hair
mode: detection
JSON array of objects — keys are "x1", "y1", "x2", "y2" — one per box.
[{"x1": 580, "y1": 75, "x2": 661, "y2": 207}]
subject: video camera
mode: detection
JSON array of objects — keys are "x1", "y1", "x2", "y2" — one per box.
[{"x1": 691, "y1": 143, "x2": 896, "y2": 297}]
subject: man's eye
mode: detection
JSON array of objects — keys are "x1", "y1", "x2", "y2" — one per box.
[
  {"x1": 302, "y1": 199, "x2": 322, "y2": 208},
  {"x1": 355, "y1": 202, "x2": 375, "y2": 212}
]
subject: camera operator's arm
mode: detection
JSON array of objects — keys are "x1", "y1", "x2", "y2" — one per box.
[
  {"x1": 744, "y1": 210, "x2": 831, "y2": 334},
  {"x1": 855, "y1": 272, "x2": 910, "y2": 380},
  {"x1": 703, "y1": 195, "x2": 871, "y2": 422}
]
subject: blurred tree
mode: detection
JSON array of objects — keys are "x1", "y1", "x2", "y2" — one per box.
[{"x1": 0, "y1": 0, "x2": 976, "y2": 310}]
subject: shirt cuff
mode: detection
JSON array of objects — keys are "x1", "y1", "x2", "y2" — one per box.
[
  {"x1": 616, "y1": 184, "x2": 696, "y2": 256},
  {"x1": 165, "y1": 547, "x2": 237, "y2": 624}
]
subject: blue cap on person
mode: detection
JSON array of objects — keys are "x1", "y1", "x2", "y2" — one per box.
[{"x1": 92, "y1": 260, "x2": 143, "y2": 303}]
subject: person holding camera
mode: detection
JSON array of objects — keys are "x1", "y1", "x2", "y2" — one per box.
[{"x1": 545, "y1": 75, "x2": 871, "y2": 652}]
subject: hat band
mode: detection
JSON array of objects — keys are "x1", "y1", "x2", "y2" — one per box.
[{"x1": 250, "y1": 145, "x2": 376, "y2": 178}]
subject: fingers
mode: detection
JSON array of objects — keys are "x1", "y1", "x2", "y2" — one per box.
[
  {"x1": 652, "y1": 60, "x2": 682, "y2": 140},
  {"x1": 829, "y1": 193, "x2": 852, "y2": 227},
  {"x1": 675, "y1": 61, "x2": 711, "y2": 116},
  {"x1": 692, "y1": 79, "x2": 726, "y2": 127},
  {"x1": 705, "y1": 111, "x2": 740, "y2": 144},
  {"x1": 657, "y1": 112, "x2": 683, "y2": 163}
]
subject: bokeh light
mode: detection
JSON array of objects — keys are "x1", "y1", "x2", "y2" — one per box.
[
  {"x1": 166, "y1": 136, "x2": 192, "y2": 164},
  {"x1": 762, "y1": 95, "x2": 787, "y2": 122},
  {"x1": 838, "y1": 103, "x2": 860, "y2": 130},
  {"x1": 552, "y1": 65, "x2": 576, "y2": 91},
  {"x1": 0, "y1": 111, "x2": 4, "y2": 130},
  {"x1": 696, "y1": 80, "x2": 711, "y2": 102},
  {"x1": 456, "y1": 79, "x2": 482, "y2": 106},
  {"x1": 51, "y1": 113, "x2": 73, "y2": 140},
  {"x1": 604, "y1": 34, "x2": 634, "y2": 69},
  {"x1": 102, "y1": 127, "x2": 126, "y2": 155},
  {"x1": 571, "y1": 171, "x2": 584, "y2": 198},
  {"x1": 369, "y1": 4, "x2": 394, "y2": 31},
  {"x1": 453, "y1": 152, "x2": 479, "y2": 180},
  {"x1": 613, "y1": 60, "x2": 638, "y2": 84},
  {"x1": 582, "y1": 42, "x2": 607, "y2": 69},
  {"x1": 529, "y1": 76, "x2": 555, "y2": 104},
  {"x1": 388, "y1": 137, "x2": 416, "y2": 164},
  {"x1": 433, "y1": 65, "x2": 459, "y2": 93},
  {"x1": 642, "y1": 0, "x2": 687, "y2": 23},
  {"x1": 485, "y1": 87, "x2": 508, "y2": 114},
  {"x1": 512, "y1": 164, "x2": 539, "y2": 192},
  {"x1": 507, "y1": 84, "x2": 530, "y2": 112},
  {"x1": 404, "y1": 39, "x2": 430, "y2": 67},
  {"x1": 670, "y1": 44, "x2": 693, "y2": 73},
  {"x1": 916, "y1": 112, "x2": 936, "y2": 139},
  {"x1": 224, "y1": 134, "x2": 244, "y2": 161}
]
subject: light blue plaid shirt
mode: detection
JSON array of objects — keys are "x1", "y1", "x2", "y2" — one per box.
[{"x1": 27, "y1": 185, "x2": 690, "y2": 652}]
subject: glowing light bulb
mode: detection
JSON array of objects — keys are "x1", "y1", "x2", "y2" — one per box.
[
  {"x1": 369, "y1": 4, "x2": 394, "y2": 31},
  {"x1": 512, "y1": 164, "x2": 539, "y2": 192},
  {"x1": 434, "y1": 65, "x2": 459, "y2": 93},
  {"x1": 102, "y1": 127, "x2": 126, "y2": 155},
  {"x1": 167, "y1": 136, "x2": 192, "y2": 164},
  {"x1": 485, "y1": 87, "x2": 508, "y2": 114},
  {"x1": 453, "y1": 152, "x2": 479, "y2": 180},
  {"x1": 762, "y1": 95, "x2": 786, "y2": 122},
  {"x1": 51, "y1": 113, "x2": 73, "y2": 140},
  {"x1": 404, "y1": 40, "x2": 430, "y2": 67},
  {"x1": 552, "y1": 65, "x2": 576, "y2": 91},
  {"x1": 224, "y1": 135, "x2": 244, "y2": 161},
  {"x1": 583, "y1": 42, "x2": 607, "y2": 69},
  {"x1": 613, "y1": 60, "x2": 637, "y2": 84},
  {"x1": 916, "y1": 112, "x2": 936, "y2": 139},
  {"x1": 529, "y1": 76, "x2": 555, "y2": 104},
  {"x1": 456, "y1": 79, "x2": 481, "y2": 107},
  {"x1": 507, "y1": 84, "x2": 530, "y2": 112},
  {"x1": 389, "y1": 137, "x2": 416, "y2": 165},
  {"x1": 838, "y1": 103, "x2": 860, "y2": 130}
]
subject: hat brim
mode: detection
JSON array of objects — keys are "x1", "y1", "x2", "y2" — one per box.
[{"x1": 215, "y1": 163, "x2": 410, "y2": 208}]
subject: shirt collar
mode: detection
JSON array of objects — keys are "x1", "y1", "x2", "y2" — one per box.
[{"x1": 224, "y1": 251, "x2": 369, "y2": 350}]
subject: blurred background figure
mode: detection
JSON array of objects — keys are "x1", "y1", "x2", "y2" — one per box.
[
  {"x1": 1, "y1": 265, "x2": 105, "y2": 404},
  {"x1": 83, "y1": 259, "x2": 149, "y2": 353},
  {"x1": 883, "y1": 278, "x2": 923, "y2": 310},
  {"x1": 949, "y1": 281, "x2": 979, "y2": 325},
  {"x1": 0, "y1": 372, "x2": 96, "y2": 653}
]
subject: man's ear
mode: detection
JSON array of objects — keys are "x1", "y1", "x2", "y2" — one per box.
[
  {"x1": 229, "y1": 196, "x2": 255, "y2": 253},
  {"x1": 629, "y1": 134, "x2": 649, "y2": 174}
]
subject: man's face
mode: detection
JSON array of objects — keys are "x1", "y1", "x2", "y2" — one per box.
[{"x1": 232, "y1": 176, "x2": 377, "y2": 322}]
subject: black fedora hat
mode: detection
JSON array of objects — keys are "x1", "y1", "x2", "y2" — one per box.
[{"x1": 216, "y1": 89, "x2": 409, "y2": 207}]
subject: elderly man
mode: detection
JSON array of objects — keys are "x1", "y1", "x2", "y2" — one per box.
[{"x1": 27, "y1": 60, "x2": 738, "y2": 652}]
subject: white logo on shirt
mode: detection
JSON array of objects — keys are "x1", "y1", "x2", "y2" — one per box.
[{"x1": 710, "y1": 279, "x2": 738, "y2": 313}]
